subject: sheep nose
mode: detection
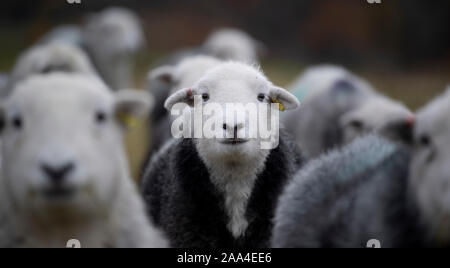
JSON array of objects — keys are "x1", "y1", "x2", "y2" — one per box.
[
  {"x1": 222, "y1": 123, "x2": 244, "y2": 138},
  {"x1": 41, "y1": 162, "x2": 75, "y2": 183}
]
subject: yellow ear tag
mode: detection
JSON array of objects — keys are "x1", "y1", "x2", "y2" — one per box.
[
  {"x1": 118, "y1": 113, "x2": 139, "y2": 128},
  {"x1": 272, "y1": 99, "x2": 285, "y2": 112}
]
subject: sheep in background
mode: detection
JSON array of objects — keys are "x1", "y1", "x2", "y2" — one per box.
[
  {"x1": 282, "y1": 65, "x2": 412, "y2": 158},
  {"x1": 0, "y1": 73, "x2": 166, "y2": 248},
  {"x1": 5, "y1": 41, "x2": 97, "y2": 96},
  {"x1": 340, "y1": 96, "x2": 415, "y2": 144},
  {"x1": 141, "y1": 62, "x2": 304, "y2": 248},
  {"x1": 202, "y1": 28, "x2": 266, "y2": 64},
  {"x1": 273, "y1": 87, "x2": 450, "y2": 248},
  {"x1": 83, "y1": 7, "x2": 145, "y2": 90},
  {"x1": 146, "y1": 55, "x2": 222, "y2": 155}
]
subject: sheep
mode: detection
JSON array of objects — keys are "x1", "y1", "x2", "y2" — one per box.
[
  {"x1": 282, "y1": 65, "x2": 412, "y2": 158},
  {"x1": 340, "y1": 96, "x2": 415, "y2": 144},
  {"x1": 272, "y1": 87, "x2": 450, "y2": 248},
  {"x1": 202, "y1": 28, "x2": 266, "y2": 64},
  {"x1": 0, "y1": 73, "x2": 166, "y2": 248},
  {"x1": 147, "y1": 55, "x2": 222, "y2": 154},
  {"x1": 141, "y1": 62, "x2": 304, "y2": 248},
  {"x1": 82, "y1": 7, "x2": 145, "y2": 90},
  {"x1": 5, "y1": 41, "x2": 97, "y2": 96}
]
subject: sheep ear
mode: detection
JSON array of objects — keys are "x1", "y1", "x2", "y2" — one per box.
[
  {"x1": 148, "y1": 65, "x2": 175, "y2": 86},
  {"x1": 114, "y1": 89, "x2": 154, "y2": 129},
  {"x1": 164, "y1": 88, "x2": 196, "y2": 111},
  {"x1": 269, "y1": 86, "x2": 300, "y2": 111}
]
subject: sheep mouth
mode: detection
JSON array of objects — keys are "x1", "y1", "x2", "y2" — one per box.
[
  {"x1": 219, "y1": 139, "x2": 249, "y2": 145},
  {"x1": 42, "y1": 186, "x2": 75, "y2": 200}
]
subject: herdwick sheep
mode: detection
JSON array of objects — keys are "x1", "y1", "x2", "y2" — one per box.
[
  {"x1": 141, "y1": 62, "x2": 304, "y2": 248},
  {"x1": 282, "y1": 65, "x2": 412, "y2": 158},
  {"x1": 83, "y1": 7, "x2": 145, "y2": 90},
  {"x1": 202, "y1": 28, "x2": 266, "y2": 64},
  {"x1": 273, "y1": 87, "x2": 450, "y2": 248},
  {"x1": 6, "y1": 41, "x2": 97, "y2": 96},
  {"x1": 340, "y1": 95, "x2": 414, "y2": 144},
  {"x1": 147, "y1": 55, "x2": 222, "y2": 155},
  {"x1": 0, "y1": 73, "x2": 166, "y2": 248}
]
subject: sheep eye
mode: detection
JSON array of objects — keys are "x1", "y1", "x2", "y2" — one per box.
[
  {"x1": 418, "y1": 134, "x2": 431, "y2": 147},
  {"x1": 95, "y1": 111, "x2": 107, "y2": 124},
  {"x1": 350, "y1": 120, "x2": 364, "y2": 130},
  {"x1": 257, "y1": 94, "x2": 266, "y2": 102},
  {"x1": 202, "y1": 93, "x2": 209, "y2": 102},
  {"x1": 12, "y1": 116, "x2": 23, "y2": 130}
]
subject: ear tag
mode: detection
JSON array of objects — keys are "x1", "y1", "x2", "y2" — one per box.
[
  {"x1": 272, "y1": 99, "x2": 285, "y2": 112},
  {"x1": 118, "y1": 113, "x2": 139, "y2": 128}
]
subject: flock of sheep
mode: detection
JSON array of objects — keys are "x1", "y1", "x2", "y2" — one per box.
[{"x1": 0, "y1": 6, "x2": 448, "y2": 248}]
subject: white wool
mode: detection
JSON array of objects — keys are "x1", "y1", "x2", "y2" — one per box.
[
  {"x1": 83, "y1": 7, "x2": 145, "y2": 90},
  {"x1": 0, "y1": 73, "x2": 165, "y2": 248},
  {"x1": 166, "y1": 62, "x2": 298, "y2": 237},
  {"x1": 7, "y1": 42, "x2": 96, "y2": 95},
  {"x1": 202, "y1": 28, "x2": 263, "y2": 64},
  {"x1": 410, "y1": 87, "x2": 450, "y2": 241}
]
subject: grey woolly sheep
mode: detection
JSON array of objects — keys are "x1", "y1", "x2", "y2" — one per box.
[
  {"x1": 282, "y1": 65, "x2": 412, "y2": 158},
  {"x1": 273, "y1": 87, "x2": 450, "y2": 248}
]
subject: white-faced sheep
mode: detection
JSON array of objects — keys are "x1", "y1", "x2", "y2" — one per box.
[
  {"x1": 83, "y1": 7, "x2": 145, "y2": 90},
  {"x1": 141, "y1": 62, "x2": 304, "y2": 248},
  {"x1": 282, "y1": 65, "x2": 412, "y2": 158},
  {"x1": 0, "y1": 73, "x2": 166, "y2": 248},
  {"x1": 202, "y1": 28, "x2": 265, "y2": 64},
  {"x1": 5, "y1": 41, "x2": 97, "y2": 96},
  {"x1": 273, "y1": 87, "x2": 450, "y2": 248},
  {"x1": 147, "y1": 55, "x2": 222, "y2": 154}
]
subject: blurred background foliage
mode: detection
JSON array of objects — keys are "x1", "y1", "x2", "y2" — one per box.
[{"x1": 0, "y1": 0, "x2": 448, "y2": 178}]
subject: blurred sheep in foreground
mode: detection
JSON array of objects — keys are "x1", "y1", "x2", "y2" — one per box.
[{"x1": 0, "y1": 73, "x2": 166, "y2": 247}]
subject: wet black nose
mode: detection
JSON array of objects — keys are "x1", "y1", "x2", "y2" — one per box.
[{"x1": 41, "y1": 162, "x2": 75, "y2": 183}]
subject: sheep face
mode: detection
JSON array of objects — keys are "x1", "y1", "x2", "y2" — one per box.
[
  {"x1": 165, "y1": 62, "x2": 299, "y2": 162},
  {"x1": 0, "y1": 73, "x2": 151, "y2": 218},
  {"x1": 340, "y1": 97, "x2": 414, "y2": 143},
  {"x1": 410, "y1": 89, "x2": 450, "y2": 236}
]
